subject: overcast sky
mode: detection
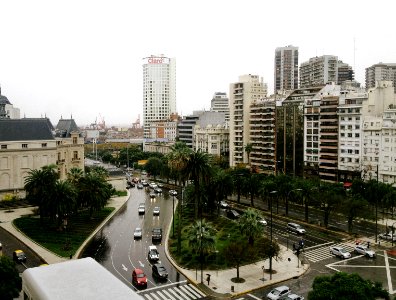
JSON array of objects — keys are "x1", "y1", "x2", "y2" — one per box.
[{"x1": 0, "y1": 0, "x2": 395, "y2": 127}]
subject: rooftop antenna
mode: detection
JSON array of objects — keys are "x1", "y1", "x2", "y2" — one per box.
[{"x1": 353, "y1": 37, "x2": 356, "y2": 74}]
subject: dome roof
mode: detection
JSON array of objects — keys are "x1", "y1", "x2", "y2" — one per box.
[{"x1": 0, "y1": 94, "x2": 10, "y2": 105}]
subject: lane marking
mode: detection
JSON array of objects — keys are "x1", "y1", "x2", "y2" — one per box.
[
  {"x1": 248, "y1": 293, "x2": 262, "y2": 300},
  {"x1": 385, "y1": 250, "x2": 394, "y2": 294}
]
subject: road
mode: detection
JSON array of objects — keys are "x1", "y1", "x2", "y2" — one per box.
[{"x1": 81, "y1": 184, "x2": 190, "y2": 295}]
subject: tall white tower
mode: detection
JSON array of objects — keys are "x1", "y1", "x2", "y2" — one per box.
[{"x1": 142, "y1": 54, "x2": 176, "y2": 139}]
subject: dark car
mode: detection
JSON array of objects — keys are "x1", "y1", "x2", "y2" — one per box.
[
  {"x1": 152, "y1": 263, "x2": 168, "y2": 279},
  {"x1": 13, "y1": 250, "x2": 27, "y2": 263},
  {"x1": 152, "y1": 228, "x2": 162, "y2": 242},
  {"x1": 127, "y1": 181, "x2": 135, "y2": 188},
  {"x1": 227, "y1": 209, "x2": 240, "y2": 220}
]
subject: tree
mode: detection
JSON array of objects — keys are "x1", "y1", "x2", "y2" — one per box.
[
  {"x1": 185, "y1": 150, "x2": 212, "y2": 219},
  {"x1": 0, "y1": 256, "x2": 22, "y2": 299},
  {"x1": 226, "y1": 241, "x2": 249, "y2": 281},
  {"x1": 341, "y1": 194, "x2": 371, "y2": 233},
  {"x1": 244, "y1": 143, "x2": 253, "y2": 166},
  {"x1": 307, "y1": 272, "x2": 389, "y2": 300},
  {"x1": 238, "y1": 208, "x2": 265, "y2": 245},
  {"x1": 315, "y1": 182, "x2": 344, "y2": 227},
  {"x1": 24, "y1": 165, "x2": 58, "y2": 222},
  {"x1": 145, "y1": 157, "x2": 163, "y2": 180}
]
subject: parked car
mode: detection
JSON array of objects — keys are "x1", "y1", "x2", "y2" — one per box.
[
  {"x1": 154, "y1": 188, "x2": 162, "y2": 193},
  {"x1": 152, "y1": 263, "x2": 168, "y2": 279},
  {"x1": 266, "y1": 285, "x2": 291, "y2": 300},
  {"x1": 287, "y1": 223, "x2": 306, "y2": 234},
  {"x1": 354, "y1": 245, "x2": 376, "y2": 258},
  {"x1": 147, "y1": 245, "x2": 159, "y2": 261},
  {"x1": 329, "y1": 246, "x2": 351, "y2": 259},
  {"x1": 152, "y1": 228, "x2": 162, "y2": 242},
  {"x1": 138, "y1": 203, "x2": 145, "y2": 215},
  {"x1": 227, "y1": 209, "x2": 240, "y2": 220},
  {"x1": 13, "y1": 250, "x2": 27, "y2": 263},
  {"x1": 379, "y1": 232, "x2": 396, "y2": 241},
  {"x1": 133, "y1": 227, "x2": 142, "y2": 239},
  {"x1": 169, "y1": 190, "x2": 177, "y2": 196},
  {"x1": 132, "y1": 268, "x2": 147, "y2": 287},
  {"x1": 153, "y1": 206, "x2": 160, "y2": 216},
  {"x1": 220, "y1": 201, "x2": 229, "y2": 209},
  {"x1": 137, "y1": 183, "x2": 144, "y2": 189},
  {"x1": 286, "y1": 294, "x2": 304, "y2": 300}
]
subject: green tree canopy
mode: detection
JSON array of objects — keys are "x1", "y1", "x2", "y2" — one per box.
[
  {"x1": 308, "y1": 272, "x2": 389, "y2": 300},
  {"x1": 0, "y1": 256, "x2": 22, "y2": 299}
]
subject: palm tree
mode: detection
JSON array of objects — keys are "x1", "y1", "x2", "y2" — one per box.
[
  {"x1": 78, "y1": 172, "x2": 113, "y2": 217},
  {"x1": 51, "y1": 180, "x2": 77, "y2": 226},
  {"x1": 186, "y1": 219, "x2": 216, "y2": 283},
  {"x1": 185, "y1": 150, "x2": 212, "y2": 219},
  {"x1": 24, "y1": 165, "x2": 58, "y2": 222},
  {"x1": 238, "y1": 208, "x2": 265, "y2": 245},
  {"x1": 166, "y1": 142, "x2": 192, "y2": 253},
  {"x1": 244, "y1": 143, "x2": 253, "y2": 166}
]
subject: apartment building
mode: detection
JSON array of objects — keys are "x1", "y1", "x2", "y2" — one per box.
[
  {"x1": 366, "y1": 63, "x2": 396, "y2": 93},
  {"x1": 210, "y1": 92, "x2": 230, "y2": 123},
  {"x1": 300, "y1": 55, "x2": 354, "y2": 88},
  {"x1": 249, "y1": 98, "x2": 276, "y2": 174},
  {"x1": 274, "y1": 45, "x2": 299, "y2": 93},
  {"x1": 229, "y1": 75, "x2": 267, "y2": 168},
  {"x1": 194, "y1": 122, "x2": 229, "y2": 157}
]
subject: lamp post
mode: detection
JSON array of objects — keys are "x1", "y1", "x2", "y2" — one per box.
[
  {"x1": 172, "y1": 192, "x2": 175, "y2": 237},
  {"x1": 286, "y1": 188, "x2": 302, "y2": 216},
  {"x1": 269, "y1": 190, "x2": 278, "y2": 280},
  {"x1": 392, "y1": 222, "x2": 396, "y2": 247}
]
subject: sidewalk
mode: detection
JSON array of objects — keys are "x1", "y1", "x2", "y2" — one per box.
[{"x1": 0, "y1": 195, "x2": 309, "y2": 298}]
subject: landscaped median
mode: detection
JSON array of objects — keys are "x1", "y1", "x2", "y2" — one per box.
[{"x1": 13, "y1": 207, "x2": 115, "y2": 258}]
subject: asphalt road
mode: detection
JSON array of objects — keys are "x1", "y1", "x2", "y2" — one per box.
[
  {"x1": 0, "y1": 226, "x2": 44, "y2": 272},
  {"x1": 81, "y1": 185, "x2": 186, "y2": 291}
]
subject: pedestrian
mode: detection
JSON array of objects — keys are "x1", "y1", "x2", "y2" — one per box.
[
  {"x1": 367, "y1": 241, "x2": 370, "y2": 249},
  {"x1": 293, "y1": 243, "x2": 296, "y2": 251},
  {"x1": 206, "y1": 274, "x2": 211, "y2": 286}
]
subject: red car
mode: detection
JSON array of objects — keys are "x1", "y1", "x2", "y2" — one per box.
[{"x1": 132, "y1": 268, "x2": 147, "y2": 287}]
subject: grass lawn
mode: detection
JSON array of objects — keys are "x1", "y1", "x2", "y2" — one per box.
[{"x1": 13, "y1": 207, "x2": 114, "y2": 258}]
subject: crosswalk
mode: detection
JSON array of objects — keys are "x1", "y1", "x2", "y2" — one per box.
[
  {"x1": 304, "y1": 242, "x2": 356, "y2": 263},
  {"x1": 139, "y1": 283, "x2": 206, "y2": 300}
]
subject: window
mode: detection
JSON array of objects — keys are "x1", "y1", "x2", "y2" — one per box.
[
  {"x1": 42, "y1": 143, "x2": 47, "y2": 148},
  {"x1": 1, "y1": 145, "x2": 7, "y2": 149},
  {"x1": 73, "y1": 137, "x2": 77, "y2": 144},
  {"x1": 22, "y1": 144, "x2": 28, "y2": 149},
  {"x1": 73, "y1": 151, "x2": 78, "y2": 160}
]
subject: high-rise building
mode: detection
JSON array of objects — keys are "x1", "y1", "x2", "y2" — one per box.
[
  {"x1": 229, "y1": 74, "x2": 267, "y2": 167},
  {"x1": 142, "y1": 54, "x2": 176, "y2": 139},
  {"x1": 210, "y1": 92, "x2": 230, "y2": 122},
  {"x1": 274, "y1": 45, "x2": 299, "y2": 93},
  {"x1": 365, "y1": 63, "x2": 396, "y2": 93},
  {"x1": 300, "y1": 55, "x2": 354, "y2": 88}
]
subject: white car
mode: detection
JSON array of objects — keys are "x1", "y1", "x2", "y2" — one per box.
[
  {"x1": 286, "y1": 294, "x2": 304, "y2": 300},
  {"x1": 378, "y1": 233, "x2": 396, "y2": 241},
  {"x1": 329, "y1": 246, "x2": 351, "y2": 259},
  {"x1": 169, "y1": 190, "x2": 177, "y2": 196},
  {"x1": 133, "y1": 227, "x2": 142, "y2": 239},
  {"x1": 148, "y1": 245, "x2": 159, "y2": 261},
  {"x1": 220, "y1": 201, "x2": 229, "y2": 209},
  {"x1": 153, "y1": 206, "x2": 160, "y2": 216},
  {"x1": 138, "y1": 203, "x2": 145, "y2": 214},
  {"x1": 267, "y1": 285, "x2": 291, "y2": 300},
  {"x1": 354, "y1": 245, "x2": 376, "y2": 258},
  {"x1": 257, "y1": 216, "x2": 267, "y2": 225},
  {"x1": 287, "y1": 223, "x2": 306, "y2": 234}
]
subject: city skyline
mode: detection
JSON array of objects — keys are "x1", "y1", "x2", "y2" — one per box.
[{"x1": 0, "y1": 0, "x2": 395, "y2": 126}]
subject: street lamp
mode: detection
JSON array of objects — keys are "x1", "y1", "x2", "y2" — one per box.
[
  {"x1": 392, "y1": 222, "x2": 396, "y2": 247},
  {"x1": 286, "y1": 188, "x2": 302, "y2": 216},
  {"x1": 171, "y1": 192, "x2": 176, "y2": 237},
  {"x1": 269, "y1": 190, "x2": 278, "y2": 280}
]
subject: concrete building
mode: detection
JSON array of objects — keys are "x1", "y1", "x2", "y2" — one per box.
[
  {"x1": 274, "y1": 45, "x2": 299, "y2": 93},
  {"x1": 249, "y1": 98, "x2": 276, "y2": 174},
  {"x1": 210, "y1": 92, "x2": 230, "y2": 122},
  {"x1": 177, "y1": 111, "x2": 204, "y2": 149},
  {"x1": 142, "y1": 54, "x2": 176, "y2": 139},
  {"x1": 277, "y1": 86, "x2": 324, "y2": 177},
  {"x1": 366, "y1": 63, "x2": 396, "y2": 93},
  {"x1": 54, "y1": 118, "x2": 85, "y2": 180},
  {"x1": 229, "y1": 74, "x2": 267, "y2": 168},
  {"x1": 337, "y1": 84, "x2": 367, "y2": 183},
  {"x1": 0, "y1": 118, "x2": 57, "y2": 198},
  {"x1": 193, "y1": 111, "x2": 228, "y2": 157},
  {"x1": 146, "y1": 120, "x2": 178, "y2": 142},
  {"x1": 361, "y1": 81, "x2": 396, "y2": 182},
  {"x1": 0, "y1": 88, "x2": 20, "y2": 119},
  {"x1": 300, "y1": 55, "x2": 354, "y2": 88}
]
